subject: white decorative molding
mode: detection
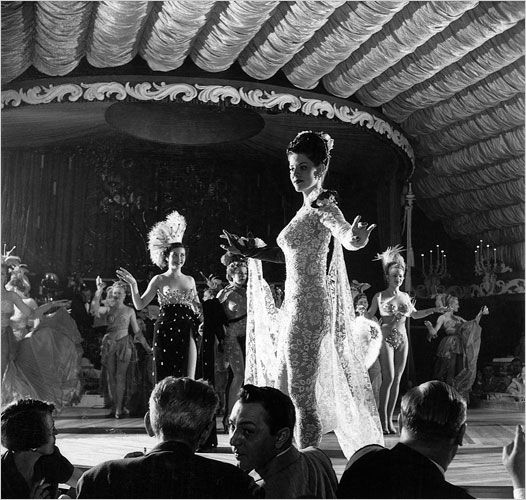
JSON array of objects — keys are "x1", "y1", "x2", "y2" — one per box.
[{"x1": 1, "y1": 81, "x2": 415, "y2": 165}]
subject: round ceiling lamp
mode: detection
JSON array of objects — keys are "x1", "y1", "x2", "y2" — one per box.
[{"x1": 105, "y1": 101, "x2": 265, "y2": 145}]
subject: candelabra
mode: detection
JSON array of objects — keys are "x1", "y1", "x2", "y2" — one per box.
[
  {"x1": 474, "y1": 240, "x2": 512, "y2": 296},
  {"x1": 420, "y1": 245, "x2": 449, "y2": 297}
]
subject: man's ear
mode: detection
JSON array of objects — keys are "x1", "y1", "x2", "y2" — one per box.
[
  {"x1": 144, "y1": 411, "x2": 155, "y2": 437},
  {"x1": 275, "y1": 427, "x2": 291, "y2": 451},
  {"x1": 456, "y1": 422, "x2": 467, "y2": 447},
  {"x1": 398, "y1": 412, "x2": 404, "y2": 433}
]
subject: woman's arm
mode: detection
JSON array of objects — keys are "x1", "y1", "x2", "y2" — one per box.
[
  {"x1": 424, "y1": 314, "x2": 446, "y2": 339},
  {"x1": 411, "y1": 305, "x2": 444, "y2": 320},
  {"x1": 134, "y1": 328, "x2": 152, "y2": 354},
  {"x1": 367, "y1": 293, "x2": 380, "y2": 319},
  {"x1": 7, "y1": 290, "x2": 33, "y2": 317},
  {"x1": 474, "y1": 305, "x2": 489, "y2": 324},
  {"x1": 189, "y1": 277, "x2": 203, "y2": 320},
  {"x1": 318, "y1": 205, "x2": 376, "y2": 251},
  {"x1": 128, "y1": 308, "x2": 140, "y2": 335},
  {"x1": 90, "y1": 277, "x2": 107, "y2": 317},
  {"x1": 116, "y1": 268, "x2": 158, "y2": 310}
]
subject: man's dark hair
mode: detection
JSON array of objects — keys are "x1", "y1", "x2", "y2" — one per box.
[
  {"x1": 238, "y1": 384, "x2": 296, "y2": 438},
  {"x1": 400, "y1": 380, "x2": 466, "y2": 442},
  {"x1": 149, "y1": 377, "x2": 218, "y2": 447},
  {"x1": 1, "y1": 399, "x2": 55, "y2": 451}
]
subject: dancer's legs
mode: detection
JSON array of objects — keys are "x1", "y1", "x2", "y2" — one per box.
[
  {"x1": 114, "y1": 357, "x2": 130, "y2": 415},
  {"x1": 386, "y1": 341, "x2": 409, "y2": 432},
  {"x1": 186, "y1": 333, "x2": 197, "y2": 379},
  {"x1": 225, "y1": 336, "x2": 245, "y2": 418},
  {"x1": 378, "y1": 342, "x2": 394, "y2": 433},
  {"x1": 286, "y1": 316, "x2": 327, "y2": 448}
]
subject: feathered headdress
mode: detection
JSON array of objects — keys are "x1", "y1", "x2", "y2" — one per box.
[
  {"x1": 373, "y1": 245, "x2": 405, "y2": 274},
  {"x1": 148, "y1": 211, "x2": 187, "y2": 268}
]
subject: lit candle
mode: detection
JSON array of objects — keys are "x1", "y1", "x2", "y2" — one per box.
[
  {"x1": 476, "y1": 245, "x2": 480, "y2": 265},
  {"x1": 436, "y1": 245, "x2": 440, "y2": 267},
  {"x1": 486, "y1": 244, "x2": 490, "y2": 261},
  {"x1": 493, "y1": 248, "x2": 496, "y2": 264},
  {"x1": 444, "y1": 253, "x2": 447, "y2": 272},
  {"x1": 429, "y1": 250, "x2": 433, "y2": 271},
  {"x1": 421, "y1": 253, "x2": 425, "y2": 274}
]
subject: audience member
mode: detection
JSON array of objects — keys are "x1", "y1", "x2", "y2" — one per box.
[
  {"x1": 76, "y1": 377, "x2": 260, "y2": 498},
  {"x1": 506, "y1": 365, "x2": 525, "y2": 401},
  {"x1": 337, "y1": 380, "x2": 472, "y2": 498},
  {"x1": 503, "y1": 424, "x2": 525, "y2": 500},
  {"x1": 337, "y1": 380, "x2": 526, "y2": 499},
  {"x1": 1, "y1": 399, "x2": 74, "y2": 499},
  {"x1": 229, "y1": 384, "x2": 337, "y2": 498}
]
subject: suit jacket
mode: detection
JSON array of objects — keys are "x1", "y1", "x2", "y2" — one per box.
[
  {"x1": 76, "y1": 440, "x2": 260, "y2": 499},
  {"x1": 256, "y1": 446, "x2": 337, "y2": 498},
  {"x1": 1, "y1": 446, "x2": 73, "y2": 499},
  {"x1": 337, "y1": 443, "x2": 473, "y2": 499}
]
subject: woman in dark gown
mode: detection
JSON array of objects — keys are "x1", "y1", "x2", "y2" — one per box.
[{"x1": 117, "y1": 211, "x2": 202, "y2": 382}]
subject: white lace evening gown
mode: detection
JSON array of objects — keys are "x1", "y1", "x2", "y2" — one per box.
[{"x1": 246, "y1": 190, "x2": 383, "y2": 458}]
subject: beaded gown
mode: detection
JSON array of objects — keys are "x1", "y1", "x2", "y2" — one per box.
[
  {"x1": 246, "y1": 190, "x2": 383, "y2": 458},
  {"x1": 154, "y1": 288, "x2": 200, "y2": 382}
]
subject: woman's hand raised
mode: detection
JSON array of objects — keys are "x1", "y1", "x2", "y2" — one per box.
[
  {"x1": 95, "y1": 275, "x2": 106, "y2": 292},
  {"x1": 220, "y1": 230, "x2": 243, "y2": 255},
  {"x1": 116, "y1": 268, "x2": 137, "y2": 287},
  {"x1": 350, "y1": 216, "x2": 376, "y2": 248}
]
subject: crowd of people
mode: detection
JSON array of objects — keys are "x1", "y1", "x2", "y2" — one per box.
[
  {"x1": 1, "y1": 379, "x2": 524, "y2": 498},
  {"x1": 1, "y1": 130, "x2": 523, "y2": 498}
]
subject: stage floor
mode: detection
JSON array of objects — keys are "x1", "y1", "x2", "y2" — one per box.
[{"x1": 52, "y1": 405, "x2": 524, "y2": 497}]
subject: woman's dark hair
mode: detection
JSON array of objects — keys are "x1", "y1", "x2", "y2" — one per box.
[
  {"x1": 162, "y1": 242, "x2": 188, "y2": 267},
  {"x1": 1, "y1": 399, "x2": 55, "y2": 451},
  {"x1": 353, "y1": 293, "x2": 368, "y2": 308},
  {"x1": 286, "y1": 130, "x2": 332, "y2": 166}
]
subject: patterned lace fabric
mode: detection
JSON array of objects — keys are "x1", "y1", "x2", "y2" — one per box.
[
  {"x1": 246, "y1": 193, "x2": 383, "y2": 459},
  {"x1": 157, "y1": 287, "x2": 196, "y2": 310}
]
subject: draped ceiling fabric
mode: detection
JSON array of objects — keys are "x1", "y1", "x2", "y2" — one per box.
[{"x1": 1, "y1": 1, "x2": 525, "y2": 267}]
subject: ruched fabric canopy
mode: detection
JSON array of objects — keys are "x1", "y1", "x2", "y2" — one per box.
[{"x1": 1, "y1": 1, "x2": 524, "y2": 265}]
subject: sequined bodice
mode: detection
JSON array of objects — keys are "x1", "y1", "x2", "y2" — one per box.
[
  {"x1": 157, "y1": 287, "x2": 195, "y2": 309},
  {"x1": 378, "y1": 294, "x2": 414, "y2": 322},
  {"x1": 277, "y1": 205, "x2": 331, "y2": 298},
  {"x1": 106, "y1": 306, "x2": 130, "y2": 334},
  {"x1": 219, "y1": 285, "x2": 247, "y2": 320},
  {"x1": 443, "y1": 316, "x2": 463, "y2": 335}
]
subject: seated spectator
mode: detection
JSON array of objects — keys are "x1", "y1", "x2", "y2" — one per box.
[
  {"x1": 507, "y1": 365, "x2": 525, "y2": 401},
  {"x1": 77, "y1": 377, "x2": 260, "y2": 498},
  {"x1": 1, "y1": 399, "x2": 74, "y2": 499},
  {"x1": 229, "y1": 384, "x2": 337, "y2": 498},
  {"x1": 337, "y1": 380, "x2": 526, "y2": 499}
]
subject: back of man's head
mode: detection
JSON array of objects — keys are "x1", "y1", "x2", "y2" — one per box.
[
  {"x1": 400, "y1": 380, "x2": 466, "y2": 443},
  {"x1": 149, "y1": 377, "x2": 218, "y2": 448},
  {"x1": 238, "y1": 384, "x2": 295, "y2": 443}
]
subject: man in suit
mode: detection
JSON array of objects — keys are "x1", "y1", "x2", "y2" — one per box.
[
  {"x1": 77, "y1": 377, "x2": 260, "y2": 498},
  {"x1": 229, "y1": 384, "x2": 337, "y2": 498},
  {"x1": 342, "y1": 379, "x2": 526, "y2": 499}
]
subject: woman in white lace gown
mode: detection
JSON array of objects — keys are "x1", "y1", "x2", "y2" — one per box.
[
  {"x1": 117, "y1": 213, "x2": 202, "y2": 382},
  {"x1": 221, "y1": 131, "x2": 383, "y2": 457}
]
